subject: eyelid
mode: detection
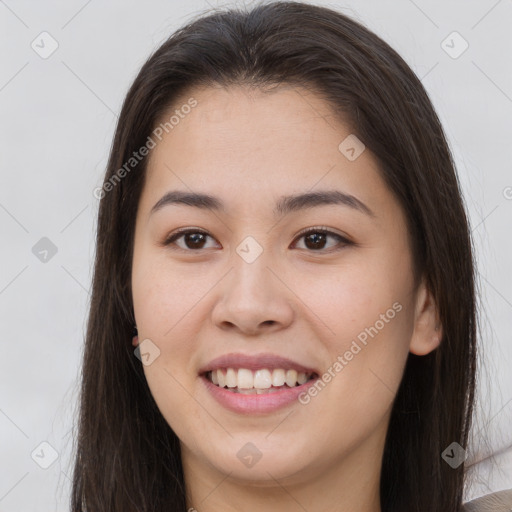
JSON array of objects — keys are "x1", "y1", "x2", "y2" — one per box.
[{"x1": 293, "y1": 225, "x2": 351, "y2": 242}]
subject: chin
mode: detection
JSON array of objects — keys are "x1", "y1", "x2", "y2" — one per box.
[{"x1": 196, "y1": 435, "x2": 317, "y2": 484}]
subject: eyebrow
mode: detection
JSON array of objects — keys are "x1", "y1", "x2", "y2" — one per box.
[{"x1": 149, "y1": 189, "x2": 375, "y2": 218}]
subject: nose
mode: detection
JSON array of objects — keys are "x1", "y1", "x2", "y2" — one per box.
[{"x1": 210, "y1": 245, "x2": 294, "y2": 336}]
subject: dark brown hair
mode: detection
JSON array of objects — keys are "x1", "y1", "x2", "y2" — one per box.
[{"x1": 71, "y1": 2, "x2": 477, "y2": 510}]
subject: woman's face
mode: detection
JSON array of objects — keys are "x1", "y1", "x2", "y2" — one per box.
[{"x1": 131, "y1": 84, "x2": 440, "y2": 489}]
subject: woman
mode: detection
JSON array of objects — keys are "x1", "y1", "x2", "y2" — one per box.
[{"x1": 71, "y1": 2, "x2": 480, "y2": 510}]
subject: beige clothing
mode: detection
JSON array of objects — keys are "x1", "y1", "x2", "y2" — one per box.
[{"x1": 461, "y1": 489, "x2": 512, "y2": 511}]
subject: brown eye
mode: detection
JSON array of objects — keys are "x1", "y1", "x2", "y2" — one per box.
[
  {"x1": 304, "y1": 232, "x2": 328, "y2": 250},
  {"x1": 293, "y1": 228, "x2": 351, "y2": 252},
  {"x1": 163, "y1": 227, "x2": 351, "y2": 253},
  {"x1": 163, "y1": 229, "x2": 218, "y2": 251},
  {"x1": 181, "y1": 232, "x2": 208, "y2": 249}
]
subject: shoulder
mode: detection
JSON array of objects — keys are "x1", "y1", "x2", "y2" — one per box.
[{"x1": 461, "y1": 489, "x2": 512, "y2": 511}]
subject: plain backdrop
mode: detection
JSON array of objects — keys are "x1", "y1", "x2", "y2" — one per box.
[{"x1": 0, "y1": 0, "x2": 511, "y2": 510}]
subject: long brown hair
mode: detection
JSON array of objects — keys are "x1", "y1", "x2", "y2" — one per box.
[{"x1": 71, "y1": 2, "x2": 477, "y2": 510}]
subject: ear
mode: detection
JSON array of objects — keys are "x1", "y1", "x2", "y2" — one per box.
[
  {"x1": 132, "y1": 335, "x2": 139, "y2": 347},
  {"x1": 409, "y1": 278, "x2": 442, "y2": 356}
]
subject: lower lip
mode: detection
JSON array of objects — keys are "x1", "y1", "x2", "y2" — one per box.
[{"x1": 200, "y1": 374, "x2": 319, "y2": 414}]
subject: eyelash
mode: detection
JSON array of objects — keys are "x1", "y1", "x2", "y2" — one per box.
[{"x1": 162, "y1": 226, "x2": 352, "y2": 253}]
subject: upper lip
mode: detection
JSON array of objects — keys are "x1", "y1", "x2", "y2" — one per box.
[{"x1": 198, "y1": 352, "x2": 319, "y2": 375}]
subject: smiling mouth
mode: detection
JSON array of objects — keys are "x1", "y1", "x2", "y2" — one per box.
[{"x1": 204, "y1": 368, "x2": 318, "y2": 394}]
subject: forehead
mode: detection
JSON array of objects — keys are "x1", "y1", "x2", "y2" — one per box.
[{"x1": 141, "y1": 84, "x2": 389, "y2": 218}]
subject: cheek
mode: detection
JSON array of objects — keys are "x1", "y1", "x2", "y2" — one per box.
[
  {"x1": 131, "y1": 246, "x2": 215, "y2": 417},
  {"x1": 291, "y1": 262, "x2": 413, "y2": 412},
  {"x1": 132, "y1": 247, "x2": 204, "y2": 338},
  {"x1": 131, "y1": 251, "x2": 202, "y2": 404},
  {"x1": 291, "y1": 257, "x2": 410, "y2": 342}
]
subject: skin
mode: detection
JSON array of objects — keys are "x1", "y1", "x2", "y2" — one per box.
[{"x1": 131, "y1": 84, "x2": 442, "y2": 512}]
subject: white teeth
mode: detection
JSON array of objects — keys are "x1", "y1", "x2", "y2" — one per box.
[
  {"x1": 297, "y1": 372, "x2": 308, "y2": 385},
  {"x1": 272, "y1": 369, "x2": 286, "y2": 386},
  {"x1": 226, "y1": 368, "x2": 237, "y2": 388},
  {"x1": 217, "y1": 369, "x2": 226, "y2": 388},
  {"x1": 238, "y1": 388, "x2": 258, "y2": 395},
  {"x1": 253, "y1": 369, "x2": 272, "y2": 389},
  {"x1": 208, "y1": 367, "x2": 314, "y2": 391},
  {"x1": 237, "y1": 369, "x2": 253, "y2": 389},
  {"x1": 285, "y1": 369, "x2": 298, "y2": 387}
]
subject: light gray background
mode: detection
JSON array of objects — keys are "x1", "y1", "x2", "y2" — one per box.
[{"x1": 0, "y1": 0, "x2": 511, "y2": 510}]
